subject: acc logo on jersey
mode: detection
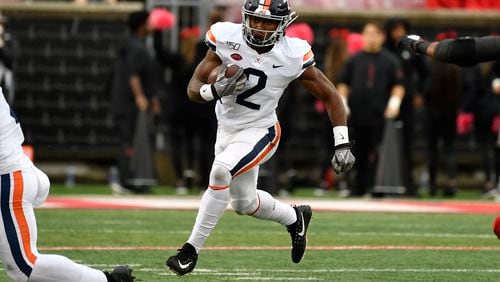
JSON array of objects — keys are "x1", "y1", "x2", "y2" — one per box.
[
  {"x1": 226, "y1": 41, "x2": 241, "y2": 50},
  {"x1": 231, "y1": 53, "x2": 242, "y2": 61}
]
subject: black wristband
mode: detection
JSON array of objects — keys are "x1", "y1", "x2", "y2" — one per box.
[
  {"x1": 210, "y1": 84, "x2": 220, "y2": 101},
  {"x1": 334, "y1": 142, "x2": 352, "y2": 150}
]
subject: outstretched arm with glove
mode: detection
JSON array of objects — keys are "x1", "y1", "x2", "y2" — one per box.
[{"x1": 397, "y1": 35, "x2": 500, "y2": 67}]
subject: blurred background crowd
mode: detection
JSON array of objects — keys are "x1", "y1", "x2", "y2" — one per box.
[{"x1": 0, "y1": 0, "x2": 498, "y2": 198}]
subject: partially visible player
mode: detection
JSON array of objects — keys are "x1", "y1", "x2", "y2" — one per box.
[
  {"x1": 0, "y1": 88, "x2": 134, "y2": 281},
  {"x1": 166, "y1": 0, "x2": 355, "y2": 276},
  {"x1": 397, "y1": 35, "x2": 499, "y2": 66}
]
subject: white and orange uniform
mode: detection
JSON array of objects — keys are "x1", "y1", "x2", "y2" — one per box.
[
  {"x1": 186, "y1": 22, "x2": 314, "y2": 252},
  {"x1": 0, "y1": 88, "x2": 107, "y2": 282},
  {"x1": 205, "y1": 22, "x2": 315, "y2": 180}
]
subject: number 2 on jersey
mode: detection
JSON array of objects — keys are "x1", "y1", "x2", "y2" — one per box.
[{"x1": 236, "y1": 68, "x2": 267, "y2": 110}]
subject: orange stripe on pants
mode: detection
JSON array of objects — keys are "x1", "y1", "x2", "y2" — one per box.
[
  {"x1": 208, "y1": 184, "x2": 229, "y2": 190},
  {"x1": 233, "y1": 123, "x2": 281, "y2": 178},
  {"x1": 12, "y1": 171, "x2": 37, "y2": 265}
]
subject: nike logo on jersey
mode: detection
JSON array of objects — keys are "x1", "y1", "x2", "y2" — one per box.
[
  {"x1": 298, "y1": 213, "x2": 306, "y2": 236},
  {"x1": 178, "y1": 261, "x2": 192, "y2": 270},
  {"x1": 272, "y1": 64, "x2": 284, "y2": 68}
]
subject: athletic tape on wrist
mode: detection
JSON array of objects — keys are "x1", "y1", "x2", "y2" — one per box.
[
  {"x1": 200, "y1": 84, "x2": 215, "y2": 101},
  {"x1": 333, "y1": 126, "x2": 349, "y2": 146}
]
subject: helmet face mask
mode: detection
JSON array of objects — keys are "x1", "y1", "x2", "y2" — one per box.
[{"x1": 242, "y1": 0, "x2": 297, "y2": 47}]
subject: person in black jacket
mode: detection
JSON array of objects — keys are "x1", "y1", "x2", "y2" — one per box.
[
  {"x1": 424, "y1": 52, "x2": 462, "y2": 197},
  {"x1": 461, "y1": 60, "x2": 500, "y2": 197},
  {"x1": 337, "y1": 22, "x2": 405, "y2": 196},
  {"x1": 110, "y1": 11, "x2": 161, "y2": 193},
  {"x1": 384, "y1": 18, "x2": 428, "y2": 196}
]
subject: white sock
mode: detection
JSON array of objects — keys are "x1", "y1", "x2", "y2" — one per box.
[
  {"x1": 29, "y1": 254, "x2": 107, "y2": 282},
  {"x1": 187, "y1": 188, "x2": 229, "y2": 253},
  {"x1": 251, "y1": 190, "x2": 297, "y2": 226}
]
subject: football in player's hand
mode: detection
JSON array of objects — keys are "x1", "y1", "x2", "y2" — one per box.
[
  {"x1": 208, "y1": 64, "x2": 242, "y2": 84},
  {"x1": 493, "y1": 216, "x2": 500, "y2": 239}
]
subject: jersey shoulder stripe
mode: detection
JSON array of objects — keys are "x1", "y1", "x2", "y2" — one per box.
[
  {"x1": 205, "y1": 22, "x2": 242, "y2": 52},
  {"x1": 205, "y1": 29, "x2": 217, "y2": 51},
  {"x1": 302, "y1": 49, "x2": 315, "y2": 68}
]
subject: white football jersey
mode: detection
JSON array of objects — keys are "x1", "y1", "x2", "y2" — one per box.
[
  {"x1": 206, "y1": 22, "x2": 315, "y2": 130},
  {"x1": 0, "y1": 87, "x2": 29, "y2": 174}
]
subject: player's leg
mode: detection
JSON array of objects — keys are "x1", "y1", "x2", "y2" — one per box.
[
  {"x1": 166, "y1": 128, "x2": 234, "y2": 276},
  {"x1": 230, "y1": 166, "x2": 296, "y2": 225},
  {"x1": 167, "y1": 124, "x2": 281, "y2": 275},
  {"x1": 166, "y1": 163, "x2": 231, "y2": 276},
  {"x1": 0, "y1": 169, "x2": 133, "y2": 282},
  {"x1": 182, "y1": 124, "x2": 283, "y2": 252},
  {"x1": 227, "y1": 123, "x2": 311, "y2": 263},
  {"x1": 187, "y1": 163, "x2": 231, "y2": 251},
  {"x1": 229, "y1": 166, "x2": 311, "y2": 263}
]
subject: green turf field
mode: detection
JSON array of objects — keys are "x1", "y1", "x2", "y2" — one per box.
[{"x1": 1, "y1": 208, "x2": 498, "y2": 281}]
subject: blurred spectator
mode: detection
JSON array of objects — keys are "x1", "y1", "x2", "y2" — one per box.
[
  {"x1": 337, "y1": 22, "x2": 405, "y2": 197},
  {"x1": 155, "y1": 11, "x2": 220, "y2": 194},
  {"x1": 424, "y1": 32, "x2": 462, "y2": 197},
  {"x1": 324, "y1": 28, "x2": 349, "y2": 84},
  {"x1": 110, "y1": 11, "x2": 161, "y2": 194},
  {"x1": 0, "y1": 13, "x2": 18, "y2": 104},
  {"x1": 457, "y1": 62, "x2": 499, "y2": 196},
  {"x1": 463, "y1": 60, "x2": 500, "y2": 197},
  {"x1": 384, "y1": 17, "x2": 429, "y2": 196}
]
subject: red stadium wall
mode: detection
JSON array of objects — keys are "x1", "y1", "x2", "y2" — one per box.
[{"x1": 427, "y1": 0, "x2": 500, "y2": 9}]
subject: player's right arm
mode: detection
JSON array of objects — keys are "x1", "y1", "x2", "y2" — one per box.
[{"x1": 187, "y1": 50, "x2": 222, "y2": 103}]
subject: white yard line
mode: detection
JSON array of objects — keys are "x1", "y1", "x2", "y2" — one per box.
[
  {"x1": 38, "y1": 245, "x2": 500, "y2": 251},
  {"x1": 339, "y1": 231, "x2": 491, "y2": 239}
]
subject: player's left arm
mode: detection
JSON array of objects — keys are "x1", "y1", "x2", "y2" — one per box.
[
  {"x1": 298, "y1": 66, "x2": 355, "y2": 173},
  {"x1": 298, "y1": 66, "x2": 346, "y2": 128}
]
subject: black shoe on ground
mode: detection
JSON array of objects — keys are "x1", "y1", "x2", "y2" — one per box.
[
  {"x1": 166, "y1": 243, "x2": 198, "y2": 276},
  {"x1": 105, "y1": 265, "x2": 135, "y2": 282},
  {"x1": 287, "y1": 205, "x2": 312, "y2": 263}
]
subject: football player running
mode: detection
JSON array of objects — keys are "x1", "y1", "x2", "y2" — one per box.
[
  {"x1": 0, "y1": 87, "x2": 134, "y2": 281},
  {"x1": 166, "y1": 0, "x2": 355, "y2": 276}
]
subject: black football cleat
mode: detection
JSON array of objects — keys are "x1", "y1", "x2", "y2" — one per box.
[
  {"x1": 287, "y1": 205, "x2": 312, "y2": 263},
  {"x1": 166, "y1": 243, "x2": 198, "y2": 276},
  {"x1": 105, "y1": 265, "x2": 135, "y2": 282}
]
